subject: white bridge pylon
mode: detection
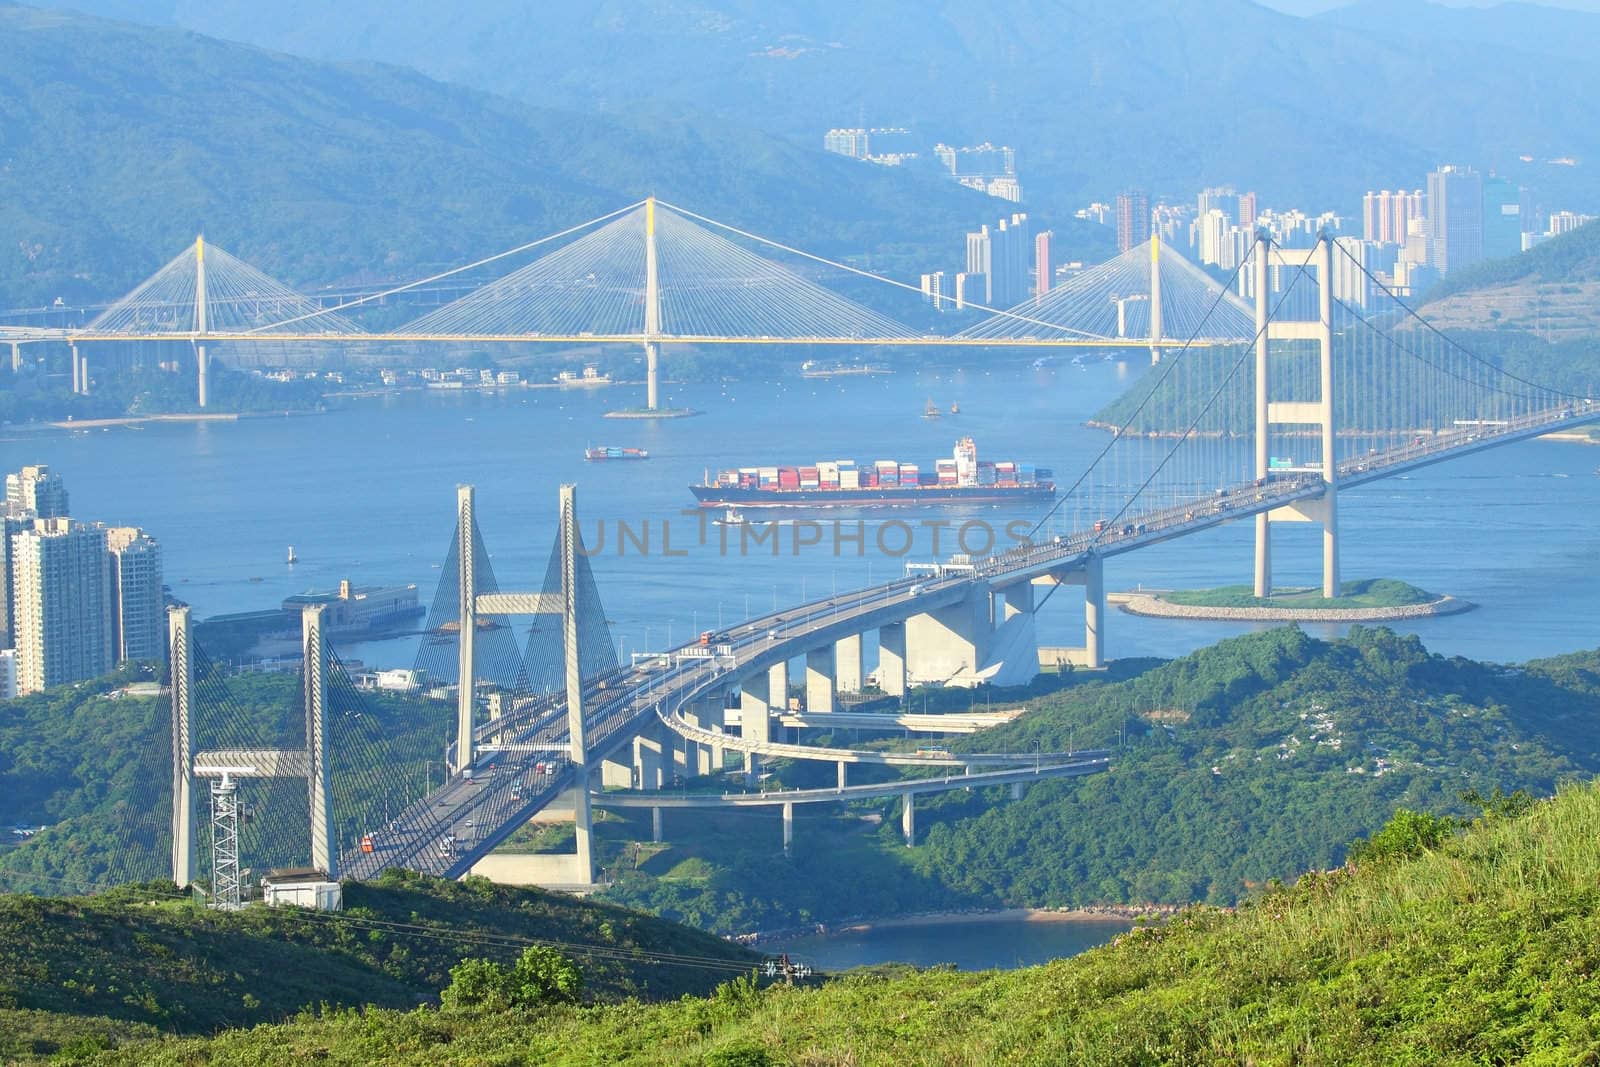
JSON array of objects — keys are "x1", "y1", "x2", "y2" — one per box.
[
  {"x1": 956, "y1": 234, "x2": 1258, "y2": 359},
  {"x1": 47, "y1": 197, "x2": 1258, "y2": 410}
]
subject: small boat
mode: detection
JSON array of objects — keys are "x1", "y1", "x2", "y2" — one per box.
[
  {"x1": 922, "y1": 398, "x2": 942, "y2": 419},
  {"x1": 714, "y1": 507, "x2": 748, "y2": 526},
  {"x1": 585, "y1": 445, "x2": 650, "y2": 461},
  {"x1": 949, "y1": 401, "x2": 960, "y2": 415},
  {"x1": 287, "y1": 545, "x2": 298, "y2": 565}
]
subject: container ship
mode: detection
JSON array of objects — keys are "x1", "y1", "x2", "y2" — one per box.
[
  {"x1": 585, "y1": 445, "x2": 649, "y2": 461},
  {"x1": 690, "y1": 437, "x2": 1054, "y2": 508}
]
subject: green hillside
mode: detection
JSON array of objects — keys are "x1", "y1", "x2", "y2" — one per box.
[
  {"x1": 34, "y1": 780, "x2": 1600, "y2": 1064},
  {"x1": 601, "y1": 627, "x2": 1600, "y2": 932},
  {"x1": 0, "y1": 6, "x2": 1045, "y2": 309},
  {"x1": 0, "y1": 870, "x2": 759, "y2": 1062},
  {"x1": 39, "y1": 0, "x2": 1600, "y2": 213}
]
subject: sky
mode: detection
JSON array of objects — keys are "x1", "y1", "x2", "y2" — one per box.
[{"x1": 1263, "y1": 0, "x2": 1600, "y2": 11}]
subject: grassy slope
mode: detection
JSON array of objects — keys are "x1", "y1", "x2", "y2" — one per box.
[
  {"x1": 67, "y1": 780, "x2": 1600, "y2": 1065},
  {"x1": 0, "y1": 870, "x2": 758, "y2": 1060}
]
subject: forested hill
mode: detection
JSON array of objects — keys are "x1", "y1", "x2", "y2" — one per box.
[
  {"x1": 0, "y1": 5, "x2": 1034, "y2": 307},
  {"x1": 601, "y1": 626, "x2": 1600, "y2": 934},
  {"x1": 0, "y1": 870, "x2": 760, "y2": 1061},
  {"x1": 920, "y1": 626, "x2": 1600, "y2": 906}
]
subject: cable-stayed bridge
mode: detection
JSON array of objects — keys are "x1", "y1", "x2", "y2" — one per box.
[
  {"x1": 16, "y1": 198, "x2": 1253, "y2": 410},
  {"x1": 124, "y1": 231, "x2": 1597, "y2": 902}
]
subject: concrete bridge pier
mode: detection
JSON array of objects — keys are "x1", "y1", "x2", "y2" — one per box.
[
  {"x1": 633, "y1": 731, "x2": 665, "y2": 791},
  {"x1": 805, "y1": 646, "x2": 835, "y2": 713},
  {"x1": 878, "y1": 623, "x2": 907, "y2": 698},
  {"x1": 1011, "y1": 781, "x2": 1024, "y2": 800},
  {"x1": 1035, "y1": 557, "x2": 1106, "y2": 670},
  {"x1": 740, "y1": 661, "x2": 786, "y2": 782},
  {"x1": 782, "y1": 802, "x2": 794, "y2": 853},
  {"x1": 906, "y1": 588, "x2": 987, "y2": 687},
  {"x1": 835, "y1": 633, "x2": 864, "y2": 693},
  {"x1": 652, "y1": 806, "x2": 663, "y2": 843},
  {"x1": 837, "y1": 762, "x2": 847, "y2": 791},
  {"x1": 901, "y1": 793, "x2": 916, "y2": 846}
]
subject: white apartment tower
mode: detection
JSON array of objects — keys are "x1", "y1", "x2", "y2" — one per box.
[
  {"x1": 11, "y1": 518, "x2": 113, "y2": 696},
  {"x1": 6, "y1": 465, "x2": 69, "y2": 518},
  {"x1": 106, "y1": 527, "x2": 165, "y2": 663}
]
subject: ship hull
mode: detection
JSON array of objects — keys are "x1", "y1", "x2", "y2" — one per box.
[{"x1": 689, "y1": 484, "x2": 1056, "y2": 508}]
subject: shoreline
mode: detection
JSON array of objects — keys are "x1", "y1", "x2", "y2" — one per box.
[{"x1": 1113, "y1": 589, "x2": 1476, "y2": 622}]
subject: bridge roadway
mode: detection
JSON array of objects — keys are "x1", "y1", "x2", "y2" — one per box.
[
  {"x1": 659, "y1": 707, "x2": 1086, "y2": 769},
  {"x1": 342, "y1": 398, "x2": 1600, "y2": 882},
  {"x1": 587, "y1": 756, "x2": 1112, "y2": 809}
]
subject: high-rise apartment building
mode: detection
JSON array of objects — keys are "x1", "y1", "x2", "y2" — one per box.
[
  {"x1": 10, "y1": 517, "x2": 113, "y2": 696},
  {"x1": 1238, "y1": 192, "x2": 1258, "y2": 230},
  {"x1": 1197, "y1": 186, "x2": 1240, "y2": 223},
  {"x1": 1427, "y1": 165, "x2": 1484, "y2": 274},
  {"x1": 1361, "y1": 190, "x2": 1426, "y2": 245},
  {"x1": 1, "y1": 510, "x2": 32, "y2": 649},
  {"x1": 964, "y1": 225, "x2": 993, "y2": 304},
  {"x1": 1547, "y1": 210, "x2": 1593, "y2": 237},
  {"x1": 823, "y1": 128, "x2": 870, "y2": 159},
  {"x1": 920, "y1": 271, "x2": 947, "y2": 310},
  {"x1": 1116, "y1": 190, "x2": 1151, "y2": 254},
  {"x1": 106, "y1": 527, "x2": 164, "y2": 663},
  {"x1": 990, "y1": 213, "x2": 1032, "y2": 308},
  {"x1": 6, "y1": 465, "x2": 69, "y2": 518},
  {"x1": 1482, "y1": 177, "x2": 1523, "y2": 260}
]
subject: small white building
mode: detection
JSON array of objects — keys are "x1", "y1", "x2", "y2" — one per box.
[{"x1": 260, "y1": 868, "x2": 342, "y2": 911}]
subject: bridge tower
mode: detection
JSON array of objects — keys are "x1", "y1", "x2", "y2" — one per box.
[
  {"x1": 559, "y1": 484, "x2": 594, "y2": 881},
  {"x1": 454, "y1": 484, "x2": 477, "y2": 773},
  {"x1": 194, "y1": 236, "x2": 212, "y2": 409},
  {"x1": 1149, "y1": 232, "x2": 1163, "y2": 365},
  {"x1": 1252, "y1": 232, "x2": 1339, "y2": 599},
  {"x1": 644, "y1": 197, "x2": 661, "y2": 411},
  {"x1": 168, "y1": 602, "x2": 338, "y2": 895}
]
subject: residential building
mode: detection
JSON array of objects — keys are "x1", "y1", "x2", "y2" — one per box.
[
  {"x1": 6, "y1": 465, "x2": 69, "y2": 518},
  {"x1": 823, "y1": 128, "x2": 870, "y2": 159},
  {"x1": 1116, "y1": 190, "x2": 1150, "y2": 253},
  {"x1": 990, "y1": 213, "x2": 1032, "y2": 308},
  {"x1": 920, "y1": 271, "x2": 947, "y2": 310},
  {"x1": 11, "y1": 518, "x2": 113, "y2": 696},
  {"x1": 1548, "y1": 210, "x2": 1594, "y2": 237},
  {"x1": 0, "y1": 648, "x2": 14, "y2": 699},
  {"x1": 106, "y1": 527, "x2": 165, "y2": 663}
]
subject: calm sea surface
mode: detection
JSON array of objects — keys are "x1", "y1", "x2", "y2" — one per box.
[
  {"x1": 772, "y1": 916, "x2": 1132, "y2": 972},
  {"x1": 8, "y1": 359, "x2": 1597, "y2": 667}
]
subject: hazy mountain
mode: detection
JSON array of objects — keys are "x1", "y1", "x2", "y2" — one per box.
[
  {"x1": 0, "y1": 5, "x2": 1047, "y2": 306},
  {"x1": 32, "y1": 0, "x2": 1600, "y2": 215},
  {"x1": 1318, "y1": 0, "x2": 1600, "y2": 63}
]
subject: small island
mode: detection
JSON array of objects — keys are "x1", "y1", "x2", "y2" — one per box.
[{"x1": 1115, "y1": 578, "x2": 1474, "y2": 622}]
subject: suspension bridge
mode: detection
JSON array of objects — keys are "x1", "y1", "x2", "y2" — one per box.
[
  {"x1": 26, "y1": 219, "x2": 1595, "y2": 905},
  {"x1": 9, "y1": 197, "x2": 1254, "y2": 411}
]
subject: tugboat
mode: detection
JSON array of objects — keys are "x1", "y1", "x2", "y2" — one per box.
[
  {"x1": 922, "y1": 397, "x2": 941, "y2": 419},
  {"x1": 287, "y1": 545, "x2": 298, "y2": 565}
]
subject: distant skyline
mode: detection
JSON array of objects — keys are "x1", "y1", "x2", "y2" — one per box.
[{"x1": 1263, "y1": 0, "x2": 1600, "y2": 12}]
